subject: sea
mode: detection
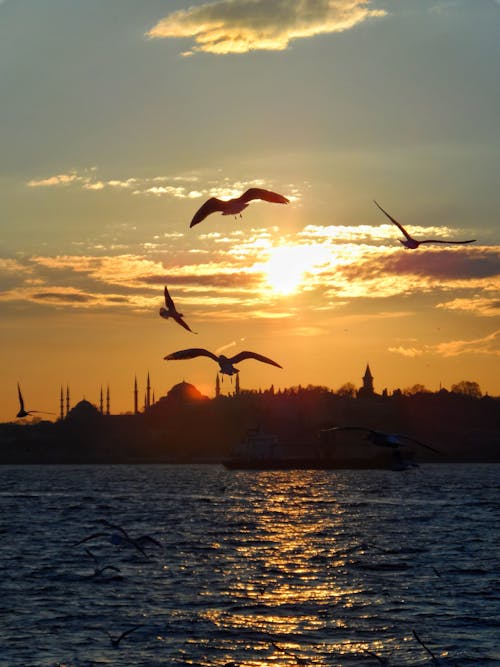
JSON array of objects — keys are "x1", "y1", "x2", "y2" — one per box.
[{"x1": 0, "y1": 464, "x2": 498, "y2": 667}]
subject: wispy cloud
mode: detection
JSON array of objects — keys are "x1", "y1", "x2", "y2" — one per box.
[
  {"x1": 435, "y1": 330, "x2": 500, "y2": 357},
  {"x1": 25, "y1": 169, "x2": 292, "y2": 202},
  {"x1": 437, "y1": 296, "x2": 500, "y2": 317},
  {"x1": 390, "y1": 330, "x2": 500, "y2": 358},
  {"x1": 2, "y1": 227, "x2": 498, "y2": 323},
  {"x1": 388, "y1": 346, "x2": 424, "y2": 358},
  {"x1": 147, "y1": 0, "x2": 386, "y2": 56}
]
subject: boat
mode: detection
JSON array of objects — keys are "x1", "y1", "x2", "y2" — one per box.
[{"x1": 223, "y1": 427, "x2": 421, "y2": 470}]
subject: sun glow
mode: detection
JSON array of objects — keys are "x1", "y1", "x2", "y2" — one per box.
[{"x1": 259, "y1": 244, "x2": 331, "y2": 295}]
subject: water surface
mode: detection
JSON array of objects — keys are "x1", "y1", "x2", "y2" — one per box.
[{"x1": 0, "y1": 464, "x2": 498, "y2": 666}]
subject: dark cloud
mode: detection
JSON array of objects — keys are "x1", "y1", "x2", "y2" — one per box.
[
  {"x1": 32, "y1": 292, "x2": 90, "y2": 303},
  {"x1": 340, "y1": 247, "x2": 500, "y2": 281},
  {"x1": 142, "y1": 272, "x2": 260, "y2": 288}
]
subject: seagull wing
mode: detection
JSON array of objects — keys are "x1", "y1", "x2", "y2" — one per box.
[
  {"x1": 419, "y1": 238, "x2": 476, "y2": 245},
  {"x1": 164, "y1": 285, "x2": 176, "y2": 311},
  {"x1": 392, "y1": 433, "x2": 442, "y2": 454},
  {"x1": 174, "y1": 314, "x2": 196, "y2": 333},
  {"x1": 71, "y1": 532, "x2": 109, "y2": 547},
  {"x1": 164, "y1": 348, "x2": 219, "y2": 362},
  {"x1": 373, "y1": 200, "x2": 414, "y2": 241},
  {"x1": 229, "y1": 350, "x2": 282, "y2": 368},
  {"x1": 241, "y1": 188, "x2": 289, "y2": 205},
  {"x1": 100, "y1": 565, "x2": 121, "y2": 574},
  {"x1": 137, "y1": 534, "x2": 163, "y2": 548},
  {"x1": 117, "y1": 625, "x2": 141, "y2": 643},
  {"x1": 99, "y1": 520, "x2": 130, "y2": 540},
  {"x1": 190, "y1": 197, "x2": 225, "y2": 227},
  {"x1": 17, "y1": 383, "x2": 25, "y2": 411},
  {"x1": 85, "y1": 548, "x2": 99, "y2": 564}
]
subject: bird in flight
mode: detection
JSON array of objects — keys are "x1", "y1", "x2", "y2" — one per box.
[
  {"x1": 159, "y1": 286, "x2": 196, "y2": 333},
  {"x1": 190, "y1": 187, "x2": 289, "y2": 228},
  {"x1": 164, "y1": 348, "x2": 282, "y2": 376},
  {"x1": 323, "y1": 426, "x2": 441, "y2": 453},
  {"x1": 84, "y1": 549, "x2": 121, "y2": 578},
  {"x1": 16, "y1": 383, "x2": 55, "y2": 419},
  {"x1": 72, "y1": 520, "x2": 162, "y2": 559},
  {"x1": 373, "y1": 200, "x2": 476, "y2": 249},
  {"x1": 100, "y1": 625, "x2": 141, "y2": 648}
]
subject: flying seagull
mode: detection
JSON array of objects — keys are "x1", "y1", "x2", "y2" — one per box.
[
  {"x1": 373, "y1": 200, "x2": 476, "y2": 249},
  {"x1": 323, "y1": 426, "x2": 441, "y2": 454},
  {"x1": 99, "y1": 625, "x2": 141, "y2": 648},
  {"x1": 84, "y1": 549, "x2": 121, "y2": 578},
  {"x1": 16, "y1": 383, "x2": 55, "y2": 419},
  {"x1": 159, "y1": 286, "x2": 196, "y2": 333},
  {"x1": 164, "y1": 348, "x2": 282, "y2": 376},
  {"x1": 72, "y1": 521, "x2": 162, "y2": 559},
  {"x1": 190, "y1": 187, "x2": 289, "y2": 228}
]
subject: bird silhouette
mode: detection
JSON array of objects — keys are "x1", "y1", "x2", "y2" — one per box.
[
  {"x1": 159, "y1": 286, "x2": 196, "y2": 333},
  {"x1": 84, "y1": 549, "x2": 121, "y2": 578},
  {"x1": 164, "y1": 348, "x2": 282, "y2": 376},
  {"x1": 323, "y1": 426, "x2": 441, "y2": 453},
  {"x1": 72, "y1": 520, "x2": 162, "y2": 558},
  {"x1": 190, "y1": 187, "x2": 289, "y2": 228},
  {"x1": 100, "y1": 625, "x2": 141, "y2": 648},
  {"x1": 373, "y1": 200, "x2": 476, "y2": 249},
  {"x1": 16, "y1": 383, "x2": 55, "y2": 419}
]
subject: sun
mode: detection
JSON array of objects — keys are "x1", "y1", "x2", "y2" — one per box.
[{"x1": 259, "y1": 244, "x2": 330, "y2": 295}]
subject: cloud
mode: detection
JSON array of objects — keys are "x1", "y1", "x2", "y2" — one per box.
[
  {"x1": 27, "y1": 172, "x2": 82, "y2": 187},
  {"x1": 437, "y1": 296, "x2": 500, "y2": 317},
  {"x1": 25, "y1": 169, "x2": 283, "y2": 203},
  {"x1": 435, "y1": 330, "x2": 500, "y2": 357},
  {"x1": 388, "y1": 346, "x2": 424, "y2": 358},
  {"x1": 389, "y1": 330, "x2": 500, "y2": 359},
  {"x1": 147, "y1": 0, "x2": 386, "y2": 55}
]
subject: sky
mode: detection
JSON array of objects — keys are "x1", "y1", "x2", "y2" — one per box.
[{"x1": 1, "y1": 0, "x2": 499, "y2": 422}]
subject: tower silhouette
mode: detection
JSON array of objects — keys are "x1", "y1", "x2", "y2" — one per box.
[
  {"x1": 106, "y1": 385, "x2": 110, "y2": 415},
  {"x1": 134, "y1": 376, "x2": 138, "y2": 414},
  {"x1": 146, "y1": 372, "x2": 151, "y2": 409},
  {"x1": 358, "y1": 363, "x2": 375, "y2": 397}
]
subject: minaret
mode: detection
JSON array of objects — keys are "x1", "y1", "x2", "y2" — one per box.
[
  {"x1": 60, "y1": 386, "x2": 64, "y2": 421},
  {"x1": 106, "y1": 385, "x2": 110, "y2": 415},
  {"x1": 215, "y1": 373, "x2": 221, "y2": 398},
  {"x1": 134, "y1": 376, "x2": 138, "y2": 414},
  {"x1": 146, "y1": 372, "x2": 151, "y2": 409},
  {"x1": 99, "y1": 386, "x2": 104, "y2": 413},
  {"x1": 235, "y1": 373, "x2": 240, "y2": 396},
  {"x1": 66, "y1": 386, "x2": 70, "y2": 416}
]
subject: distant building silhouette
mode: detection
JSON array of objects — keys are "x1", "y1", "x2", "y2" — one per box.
[
  {"x1": 358, "y1": 363, "x2": 375, "y2": 398},
  {"x1": 66, "y1": 399, "x2": 101, "y2": 423},
  {"x1": 134, "y1": 376, "x2": 139, "y2": 414}
]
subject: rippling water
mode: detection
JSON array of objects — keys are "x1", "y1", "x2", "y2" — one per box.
[{"x1": 0, "y1": 464, "x2": 498, "y2": 666}]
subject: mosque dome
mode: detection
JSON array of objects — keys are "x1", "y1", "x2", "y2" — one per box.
[
  {"x1": 167, "y1": 382, "x2": 206, "y2": 402},
  {"x1": 66, "y1": 399, "x2": 101, "y2": 422}
]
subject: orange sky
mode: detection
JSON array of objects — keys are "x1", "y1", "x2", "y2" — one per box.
[{"x1": 1, "y1": 1, "x2": 499, "y2": 422}]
